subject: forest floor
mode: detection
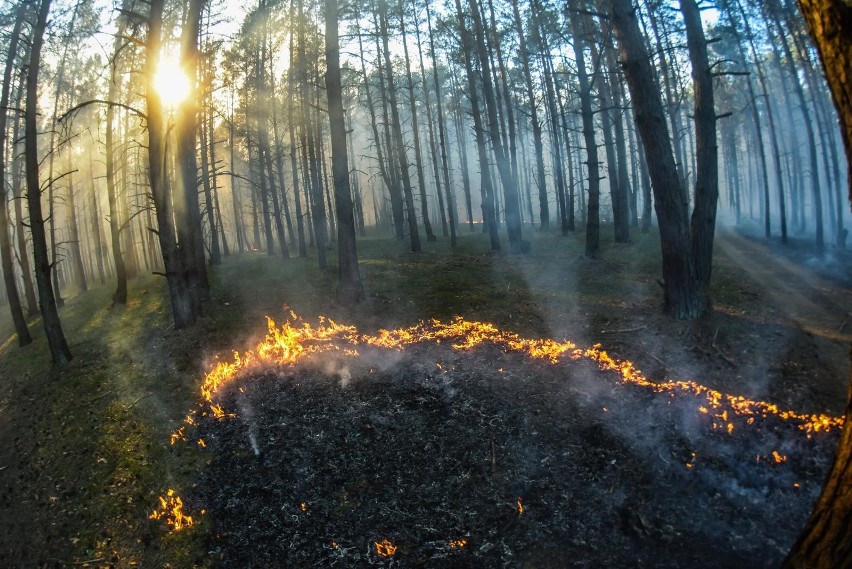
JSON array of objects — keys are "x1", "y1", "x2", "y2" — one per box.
[{"x1": 0, "y1": 225, "x2": 849, "y2": 568}]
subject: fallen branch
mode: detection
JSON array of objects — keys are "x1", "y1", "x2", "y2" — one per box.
[
  {"x1": 84, "y1": 391, "x2": 112, "y2": 407},
  {"x1": 127, "y1": 393, "x2": 153, "y2": 409}
]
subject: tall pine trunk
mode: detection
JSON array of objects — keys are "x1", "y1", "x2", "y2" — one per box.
[
  {"x1": 0, "y1": 0, "x2": 31, "y2": 346},
  {"x1": 25, "y1": 0, "x2": 72, "y2": 363}
]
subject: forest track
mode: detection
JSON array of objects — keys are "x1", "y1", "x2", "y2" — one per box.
[{"x1": 716, "y1": 231, "x2": 852, "y2": 343}]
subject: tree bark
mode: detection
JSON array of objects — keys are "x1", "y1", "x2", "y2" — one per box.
[
  {"x1": 0, "y1": 0, "x2": 32, "y2": 346},
  {"x1": 326, "y1": 0, "x2": 363, "y2": 306},
  {"x1": 681, "y1": 0, "x2": 718, "y2": 316},
  {"x1": 610, "y1": 0, "x2": 698, "y2": 319},
  {"x1": 25, "y1": 0, "x2": 72, "y2": 364},
  {"x1": 784, "y1": 0, "x2": 852, "y2": 565},
  {"x1": 378, "y1": 0, "x2": 421, "y2": 253},
  {"x1": 146, "y1": 0, "x2": 198, "y2": 329}
]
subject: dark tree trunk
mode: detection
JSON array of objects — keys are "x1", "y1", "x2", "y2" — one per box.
[
  {"x1": 400, "y1": 9, "x2": 436, "y2": 243},
  {"x1": 681, "y1": 0, "x2": 718, "y2": 316},
  {"x1": 454, "y1": 0, "x2": 499, "y2": 250},
  {"x1": 87, "y1": 149, "x2": 107, "y2": 284},
  {"x1": 0, "y1": 1, "x2": 32, "y2": 346},
  {"x1": 784, "y1": 0, "x2": 852, "y2": 565},
  {"x1": 469, "y1": 0, "x2": 522, "y2": 252},
  {"x1": 11, "y1": 94, "x2": 38, "y2": 316},
  {"x1": 146, "y1": 0, "x2": 198, "y2": 329},
  {"x1": 287, "y1": 86, "x2": 308, "y2": 257},
  {"x1": 326, "y1": 0, "x2": 363, "y2": 305},
  {"x1": 176, "y1": 0, "x2": 209, "y2": 301},
  {"x1": 610, "y1": 0, "x2": 698, "y2": 319},
  {"x1": 25, "y1": 0, "x2": 72, "y2": 363},
  {"x1": 200, "y1": 109, "x2": 222, "y2": 265},
  {"x1": 567, "y1": 1, "x2": 601, "y2": 258},
  {"x1": 378, "y1": 0, "x2": 421, "y2": 252},
  {"x1": 511, "y1": 0, "x2": 548, "y2": 230},
  {"x1": 65, "y1": 169, "x2": 88, "y2": 293}
]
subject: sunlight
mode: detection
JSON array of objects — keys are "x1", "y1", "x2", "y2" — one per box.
[{"x1": 154, "y1": 56, "x2": 191, "y2": 108}]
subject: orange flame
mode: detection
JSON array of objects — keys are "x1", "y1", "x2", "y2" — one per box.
[
  {"x1": 191, "y1": 314, "x2": 843, "y2": 435},
  {"x1": 517, "y1": 497, "x2": 524, "y2": 515},
  {"x1": 375, "y1": 538, "x2": 397, "y2": 557},
  {"x1": 449, "y1": 538, "x2": 468, "y2": 549},
  {"x1": 149, "y1": 489, "x2": 194, "y2": 531}
]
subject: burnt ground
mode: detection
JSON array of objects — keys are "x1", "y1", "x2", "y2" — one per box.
[{"x1": 190, "y1": 341, "x2": 839, "y2": 568}]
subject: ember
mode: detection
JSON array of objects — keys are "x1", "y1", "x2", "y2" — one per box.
[
  {"x1": 375, "y1": 538, "x2": 397, "y2": 557},
  {"x1": 149, "y1": 489, "x2": 194, "y2": 531}
]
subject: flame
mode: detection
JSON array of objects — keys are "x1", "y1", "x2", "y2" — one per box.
[
  {"x1": 149, "y1": 489, "x2": 194, "y2": 530},
  {"x1": 375, "y1": 538, "x2": 397, "y2": 557},
  {"x1": 155, "y1": 314, "x2": 845, "y2": 532},
  {"x1": 300, "y1": 502, "x2": 307, "y2": 512},
  {"x1": 449, "y1": 538, "x2": 468, "y2": 549},
  {"x1": 685, "y1": 451, "x2": 698, "y2": 469},
  {"x1": 189, "y1": 314, "x2": 843, "y2": 435}
]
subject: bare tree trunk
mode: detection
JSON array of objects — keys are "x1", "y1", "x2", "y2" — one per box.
[
  {"x1": 784, "y1": 0, "x2": 852, "y2": 565},
  {"x1": 146, "y1": 0, "x2": 198, "y2": 329},
  {"x1": 610, "y1": 0, "x2": 698, "y2": 319},
  {"x1": 400, "y1": 8, "x2": 436, "y2": 242},
  {"x1": 378, "y1": 0, "x2": 421, "y2": 252},
  {"x1": 105, "y1": 15, "x2": 128, "y2": 304},
  {"x1": 468, "y1": 0, "x2": 523, "y2": 251},
  {"x1": 25, "y1": 0, "x2": 72, "y2": 363},
  {"x1": 326, "y1": 0, "x2": 363, "y2": 305},
  {"x1": 567, "y1": 0, "x2": 601, "y2": 258},
  {"x1": 682, "y1": 0, "x2": 718, "y2": 315},
  {"x1": 65, "y1": 168, "x2": 88, "y2": 293},
  {"x1": 454, "y1": 0, "x2": 499, "y2": 250},
  {"x1": 176, "y1": 0, "x2": 210, "y2": 301},
  {"x1": 0, "y1": 0, "x2": 32, "y2": 346}
]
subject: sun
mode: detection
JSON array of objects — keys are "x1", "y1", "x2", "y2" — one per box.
[{"x1": 154, "y1": 56, "x2": 191, "y2": 108}]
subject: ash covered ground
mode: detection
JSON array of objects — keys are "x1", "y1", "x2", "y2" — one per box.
[{"x1": 191, "y1": 343, "x2": 838, "y2": 568}]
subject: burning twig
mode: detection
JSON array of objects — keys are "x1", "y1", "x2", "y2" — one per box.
[
  {"x1": 375, "y1": 538, "x2": 397, "y2": 557},
  {"x1": 149, "y1": 489, "x2": 194, "y2": 531}
]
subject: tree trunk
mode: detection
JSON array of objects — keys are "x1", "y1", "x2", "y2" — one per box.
[
  {"x1": 469, "y1": 0, "x2": 522, "y2": 252},
  {"x1": 175, "y1": 0, "x2": 209, "y2": 302},
  {"x1": 784, "y1": 0, "x2": 852, "y2": 565},
  {"x1": 146, "y1": 0, "x2": 198, "y2": 329},
  {"x1": 378, "y1": 0, "x2": 421, "y2": 253},
  {"x1": 326, "y1": 0, "x2": 363, "y2": 305},
  {"x1": 610, "y1": 0, "x2": 698, "y2": 319},
  {"x1": 567, "y1": 0, "x2": 601, "y2": 258},
  {"x1": 681, "y1": 0, "x2": 718, "y2": 316},
  {"x1": 105, "y1": 11, "x2": 129, "y2": 304},
  {"x1": 400, "y1": 9, "x2": 436, "y2": 243},
  {"x1": 0, "y1": 1, "x2": 32, "y2": 346},
  {"x1": 454, "y1": 0, "x2": 499, "y2": 250},
  {"x1": 25, "y1": 0, "x2": 72, "y2": 363}
]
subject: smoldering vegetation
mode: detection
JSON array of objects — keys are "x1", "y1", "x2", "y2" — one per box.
[{"x1": 191, "y1": 342, "x2": 837, "y2": 567}]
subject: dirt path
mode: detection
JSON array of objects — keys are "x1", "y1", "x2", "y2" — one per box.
[{"x1": 716, "y1": 232, "x2": 852, "y2": 343}]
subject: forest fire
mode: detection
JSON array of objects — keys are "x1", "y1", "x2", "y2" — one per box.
[
  {"x1": 189, "y1": 314, "x2": 843, "y2": 435},
  {"x1": 153, "y1": 312, "x2": 845, "y2": 566}
]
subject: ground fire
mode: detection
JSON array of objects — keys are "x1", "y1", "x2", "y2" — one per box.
[{"x1": 151, "y1": 313, "x2": 844, "y2": 566}]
